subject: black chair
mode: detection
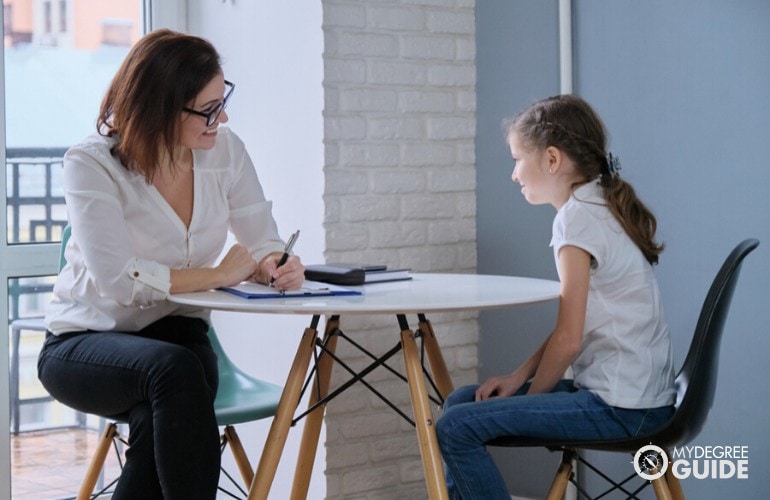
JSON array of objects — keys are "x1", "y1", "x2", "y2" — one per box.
[{"x1": 488, "y1": 238, "x2": 759, "y2": 500}]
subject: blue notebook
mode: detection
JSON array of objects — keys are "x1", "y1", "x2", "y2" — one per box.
[{"x1": 220, "y1": 280, "x2": 361, "y2": 299}]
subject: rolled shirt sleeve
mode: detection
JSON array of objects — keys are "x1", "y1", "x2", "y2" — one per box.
[{"x1": 127, "y1": 259, "x2": 172, "y2": 304}]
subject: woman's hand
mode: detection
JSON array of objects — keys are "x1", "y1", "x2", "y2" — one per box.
[
  {"x1": 475, "y1": 372, "x2": 527, "y2": 401},
  {"x1": 216, "y1": 244, "x2": 260, "y2": 287},
  {"x1": 254, "y1": 253, "x2": 305, "y2": 290}
]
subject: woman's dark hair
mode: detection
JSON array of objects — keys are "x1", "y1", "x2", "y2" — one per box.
[
  {"x1": 506, "y1": 94, "x2": 664, "y2": 265},
  {"x1": 97, "y1": 29, "x2": 222, "y2": 182}
]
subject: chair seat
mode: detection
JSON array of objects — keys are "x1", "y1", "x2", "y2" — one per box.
[
  {"x1": 489, "y1": 430, "x2": 668, "y2": 454},
  {"x1": 214, "y1": 373, "x2": 282, "y2": 426}
]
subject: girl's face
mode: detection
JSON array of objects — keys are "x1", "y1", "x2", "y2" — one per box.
[
  {"x1": 508, "y1": 132, "x2": 555, "y2": 206},
  {"x1": 179, "y1": 74, "x2": 230, "y2": 151}
]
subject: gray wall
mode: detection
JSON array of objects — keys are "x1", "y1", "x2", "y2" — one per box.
[
  {"x1": 476, "y1": 1, "x2": 563, "y2": 497},
  {"x1": 476, "y1": 1, "x2": 770, "y2": 498}
]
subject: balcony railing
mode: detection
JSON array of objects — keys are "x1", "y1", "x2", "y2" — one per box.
[
  {"x1": 7, "y1": 147, "x2": 68, "y2": 244},
  {"x1": 6, "y1": 147, "x2": 68, "y2": 321},
  {"x1": 7, "y1": 148, "x2": 79, "y2": 435}
]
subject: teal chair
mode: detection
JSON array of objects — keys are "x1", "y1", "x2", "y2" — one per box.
[
  {"x1": 80, "y1": 327, "x2": 283, "y2": 499},
  {"x1": 47, "y1": 227, "x2": 283, "y2": 500}
]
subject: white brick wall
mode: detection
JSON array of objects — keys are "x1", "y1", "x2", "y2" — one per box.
[{"x1": 322, "y1": 0, "x2": 477, "y2": 497}]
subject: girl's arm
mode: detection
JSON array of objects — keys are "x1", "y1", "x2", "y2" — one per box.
[
  {"x1": 475, "y1": 244, "x2": 590, "y2": 401},
  {"x1": 475, "y1": 335, "x2": 548, "y2": 400},
  {"x1": 526, "y1": 244, "x2": 590, "y2": 394}
]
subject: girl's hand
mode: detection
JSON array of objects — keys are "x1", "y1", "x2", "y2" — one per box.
[
  {"x1": 254, "y1": 254, "x2": 305, "y2": 290},
  {"x1": 216, "y1": 244, "x2": 260, "y2": 287},
  {"x1": 475, "y1": 372, "x2": 526, "y2": 401}
]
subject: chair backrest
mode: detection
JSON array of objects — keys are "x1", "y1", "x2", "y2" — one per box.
[
  {"x1": 59, "y1": 225, "x2": 72, "y2": 272},
  {"x1": 663, "y1": 239, "x2": 759, "y2": 446},
  {"x1": 207, "y1": 326, "x2": 238, "y2": 383},
  {"x1": 207, "y1": 326, "x2": 282, "y2": 424}
]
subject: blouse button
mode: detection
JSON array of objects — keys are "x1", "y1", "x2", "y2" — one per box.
[{"x1": 133, "y1": 271, "x2": 139, "y2": 278}]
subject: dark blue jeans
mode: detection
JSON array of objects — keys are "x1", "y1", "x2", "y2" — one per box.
[
  {"x1": 436, "y1": 381, "x2": 674, "y2": 500},
  {"x1": 38, "y1": 316, "x2": 220, "y2": 500}
]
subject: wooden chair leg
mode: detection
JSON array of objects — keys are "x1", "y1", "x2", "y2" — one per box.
[
  {"x1": 664, "y1": 461, "x2": 684, "y2": 500},
  {"x1": 650, "y1": 470, "x2": 674, "y2": 500},
  {"x1": 545, "y1": 448, "x2": 575, "y2": 500},
  {"x1": 223, "y1": 425, "x2": 254, "y2": 487},
  {"x1": 78, "y1": 422, "x2": 118, "y2": 500}
]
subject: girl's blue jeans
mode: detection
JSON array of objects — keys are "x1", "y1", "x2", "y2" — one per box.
[{"x1": 435, "y1": 380, "x2": 674, "y2": 500}]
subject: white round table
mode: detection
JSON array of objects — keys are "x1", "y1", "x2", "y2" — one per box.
[
  {"x1": 168, "y1": 273, "x2": 560, "y2": 500},
  {"x1": 169, "y1": 272, "x2": 560, "y2": 315}
]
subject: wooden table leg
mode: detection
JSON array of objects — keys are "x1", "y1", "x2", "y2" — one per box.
[
  {"x1": 290, "y1": 316, "x2": 341, "y2": 500},
  {"x1": 417, "y1": 314, "x2": 454, "y2": 400},
  {"x1": 249, "y1": 324, "x2": 318, "y2": 500},
  {"x1": 401, "y1": 326, "x2": 449, "y2": 500}
]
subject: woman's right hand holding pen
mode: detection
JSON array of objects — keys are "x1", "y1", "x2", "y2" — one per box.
[{"x1": 255, "y1": 253, "x2": 305, "y2": 290}]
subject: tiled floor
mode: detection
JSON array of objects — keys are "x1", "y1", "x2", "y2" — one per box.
[
  {"x1": 11, "y1": 426, "x2": 251, "y2": 499},
  {"x1": 11, "y1": 426, "x2": 123, "y2": 500}
]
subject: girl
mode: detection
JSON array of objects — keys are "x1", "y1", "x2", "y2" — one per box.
[
  {"x1": 436, "y1": 95, "x2": 676, "y2": 499},
  {"x1": 38, "y1": 30, "x2": 304, "y2": 499}
]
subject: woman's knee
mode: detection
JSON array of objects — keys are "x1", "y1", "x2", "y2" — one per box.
[{"x1": 147, "y1": 346, "x2": 212, "y2": 397}]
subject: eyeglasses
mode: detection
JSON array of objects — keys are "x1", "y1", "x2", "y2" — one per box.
[{"x1": 183, "y1": 80, "x2": 235, "y2": 127}]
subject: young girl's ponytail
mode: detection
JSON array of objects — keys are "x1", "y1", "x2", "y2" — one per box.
[{"x1": 599, "y1": 158, "x2": 664, "y2": 265}]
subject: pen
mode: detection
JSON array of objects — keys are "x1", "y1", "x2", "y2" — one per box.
[{"x1": 270, "y1": 230, "x2": 300, "y2": 286}]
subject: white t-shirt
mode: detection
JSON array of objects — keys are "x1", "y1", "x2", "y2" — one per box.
[
  {"x1": 45, "y1": 127, "x2": 286, "y2": 335},
  {"x1": 551, "y1": 180, "x2": 675, "y2": 409}
]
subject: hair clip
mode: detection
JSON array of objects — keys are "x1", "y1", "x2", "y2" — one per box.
[{"x1": 606, "y1": 152, "x2": 622, "y2": 178}]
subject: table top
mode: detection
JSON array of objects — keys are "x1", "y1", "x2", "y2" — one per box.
[{"x1": 168, "y1": 273, "x2": 560, "y2": 315}]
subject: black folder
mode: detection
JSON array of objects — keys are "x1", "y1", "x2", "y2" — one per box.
[{"x1": 304, "y1": 264, "x2": 412, "y2": 286}]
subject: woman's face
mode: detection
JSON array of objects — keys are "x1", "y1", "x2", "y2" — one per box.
[
  {"x1": 508, "y1": 132, "x2": 553, "y2": 206},
  {"x1": 179, "y1": 74, "x2": 230, "y2": 151}
]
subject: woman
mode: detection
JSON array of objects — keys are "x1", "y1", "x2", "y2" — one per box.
[
  {"x1": 38, "y1": 29, "x2": 304, "y2": 499},
  {"x1": 436, "y1": 95, "x2": 675, "y2": 499}
]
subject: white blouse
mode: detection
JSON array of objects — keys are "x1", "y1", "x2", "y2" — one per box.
[{"x1": 45, "y1": 127, "x2": 286, "y2": 335}]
